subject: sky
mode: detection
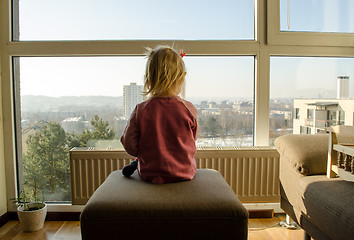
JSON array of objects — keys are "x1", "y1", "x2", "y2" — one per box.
[
  {"x1": 280, "y1": 0, "x2": 354, "y2": 33},
  {"x1": 18, "y1": 0, "x2": 354, "y2": 100},
  {"x1": 19, "y1": 0, "x2": 254, "y2": 40}
]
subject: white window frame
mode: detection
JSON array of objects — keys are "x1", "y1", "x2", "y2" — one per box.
[{"x1": 1, "y1": 0, "x2": 354, "y2": 212}]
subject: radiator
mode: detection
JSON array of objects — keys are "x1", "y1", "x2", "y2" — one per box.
[{"x1": 70, "y1": 147, "x2": 280, "y2": 205}]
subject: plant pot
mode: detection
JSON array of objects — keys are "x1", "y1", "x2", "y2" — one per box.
[{"x1": 17, "y1": 203, "x2": 47, "y2": 232}]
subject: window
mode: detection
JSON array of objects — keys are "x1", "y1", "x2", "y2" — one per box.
[
  {"x1": 295, "y1": 108, "x2": 300, "y2": 119},
  {"x1": 15, "y1": 56, "x2": 254, "y2": 201},
  {"x1": 185, "y1": 57, "x2": 254, "y2": 147},
  {"x1": 270, "y1": 56, "x2": 354, "y2": 142},
  {"x1": 16, "y1": 56, "x2": 146, "y2": 201},
  {"x1": 280, "y1": 0, "x2": 354, "y2": 33},
  {"x1": 6, "y1": 0, "x2": 258, "y2": 204},
  {"x1": 300, "y1": 126, "x2": 306, "y2": 134},
  {"x1": 2, "y1": 0, "x2": 354, "y2": 208},
  {"x1": 307, "y1": 127, "x2": 312, "y2": 134},
  {"x1": 339, "y1": 110, "x2": 345, "y2": 124},
  {"x1": 268, "y1": 0, "x2": 354, "y2": 46},
  {"x1": 307, "y1": 109, "x2": 314, "y2": 119},
  {"x1": 17, "y1": 0, "x2": 254, "y2": 41},
  {"x1": 327, "y1": 110, "x2": 337, "y2": 121}
]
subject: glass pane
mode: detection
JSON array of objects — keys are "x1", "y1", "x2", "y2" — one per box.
[
  {"x1": 16, "y1": 55, "x2": 253, "y2": 202},
  {"x1": 184, "y1": 57, "x2": 254, "y2": 147},
  {"x1": 17, "y1": 0, "x2": 254, "y2": 41},
  {"x1": 270, "y1": 57, "x2": 354, "y2": 145},
  {"x1": 280, "y1": 0, "x2": 354, "y2": 33},
  {"x1": 17, "y1": 56, "x2": 146, "y2": 202}
]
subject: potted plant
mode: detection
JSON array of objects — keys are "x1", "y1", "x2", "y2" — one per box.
[{"x1": 11, "y1": 182, "x2": 47, "y2": 232}]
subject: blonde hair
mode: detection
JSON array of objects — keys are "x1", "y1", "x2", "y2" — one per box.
[{"x1": 144, "y1": 46, "x2": 186, "y2": 97}]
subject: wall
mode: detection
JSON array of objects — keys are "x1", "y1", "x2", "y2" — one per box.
[{"x1": 0, "y1": 45, "x2": 8, "y2": 216}]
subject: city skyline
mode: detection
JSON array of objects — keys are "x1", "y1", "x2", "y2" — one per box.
[{"x1": 19, "y1": 56, "x2": 354, "y2": 99}]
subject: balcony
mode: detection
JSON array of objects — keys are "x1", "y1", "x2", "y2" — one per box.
[{"x1": 304, "y1": 118, "x2": 345, "y2": 129}]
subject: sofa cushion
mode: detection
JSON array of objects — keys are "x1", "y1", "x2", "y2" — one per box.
[
  {"x1": 274, "y1": 134, "x2": 329, "y2": 175},
  {"x1": 80, "y1": 169, "x2": 249, "y2": 240},
  {"x1": 300, "y1": 177, "x2": 354, "y2": 240}
]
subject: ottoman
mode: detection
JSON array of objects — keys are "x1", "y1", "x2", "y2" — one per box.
[{"x1": 80, "y1": 169, "x2": 248, "y2": 240}]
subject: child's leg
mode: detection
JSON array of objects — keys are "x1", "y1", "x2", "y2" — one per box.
[{"x1": 122, "y1": 160, "x2": 138, "y2": 177}]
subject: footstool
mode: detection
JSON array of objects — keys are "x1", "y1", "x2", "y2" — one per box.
[{"x1": 80, "y1": 169, "x2": 248, "y2": 240}]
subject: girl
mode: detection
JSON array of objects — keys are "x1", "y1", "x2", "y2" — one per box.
[{"x1": 120, "y1": 46, "x2": 198, "y2": 184}]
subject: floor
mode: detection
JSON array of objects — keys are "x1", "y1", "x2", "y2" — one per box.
[{"x1": 0, "y1": 214, "x2": 305, "y2": 240}]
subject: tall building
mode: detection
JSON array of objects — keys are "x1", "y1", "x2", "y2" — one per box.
[
  {"x1": 123, "y1": 83, "x2": 143, "y2": 117},
  {"x1": 337, "y1": 76, "x2": 349, "y2": 99}
]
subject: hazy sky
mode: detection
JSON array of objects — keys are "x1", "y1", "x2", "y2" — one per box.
[
  {"x1": 280, "y1": 0, "x2": 354, "y2": 33},
  {"x1": 18, "y1": 0, "x2": 354, "y2": 99},
  {"x1": 19, "y1": 56, "x2": 254, "y2": 99},
  {"x1": 19, "y1": 0, "x2": 254, "y2": 40}
]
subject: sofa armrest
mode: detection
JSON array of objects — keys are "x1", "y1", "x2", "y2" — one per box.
[{"x1": 274, "y1": 134, "x2": 329, "y2": 175}]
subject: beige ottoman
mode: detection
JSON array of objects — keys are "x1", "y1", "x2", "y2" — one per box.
[{"x1": 80, "y1": 169, "x2": 248, "y2": 240}]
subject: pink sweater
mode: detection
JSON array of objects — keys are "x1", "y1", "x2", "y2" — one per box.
[{"x1": 121, "y1": 96, "x2": 198, "y2": 184}]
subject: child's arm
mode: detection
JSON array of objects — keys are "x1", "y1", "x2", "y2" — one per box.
[
  {"x1": 189, "y1": 104, "x2": 199, "y2": 140},
  {"x1": 180, "y1": 98, "x2": 199, "y2": 140},
  {"x1": 121, "y1": 107, "x2": 140, "y2": 157},
  {"x1": 193, "y1": 118, "x2": 199, "y2": 140}
]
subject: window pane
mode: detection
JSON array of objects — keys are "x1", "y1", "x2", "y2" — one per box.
[
  {"x1": 16, "y1": 56, "x2": 253, "y2": 202},
  {"x1": 17, "y1": 56, "x2": 146, "y2": 202},
  {"x1": 280, "y1": 0, "x2": 354, "y2": 33},
  {"x1": 270, "y1": 57, "x2": 354, "y2": 145},
  {"x1": 184, "y1": 57, "x2": 254, "y2": 147},
  {"x1": 17, "y1": 0, "x2": 254, "y2": 41}
]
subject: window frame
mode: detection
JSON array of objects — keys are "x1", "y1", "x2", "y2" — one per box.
[{"x1": 1, "y1": 0, "x2": 354, "y2": 212}]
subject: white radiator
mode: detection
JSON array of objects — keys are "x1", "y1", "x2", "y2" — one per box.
[{"x1": 70, "y1": 147, "x2": 280, "y2": 205}]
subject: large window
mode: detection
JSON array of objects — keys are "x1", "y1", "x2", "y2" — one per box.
[
  {"x1": 16, "y1": 56, "x2": 254, "y2": 201},
  {"x1": 8, "y1": 0, "x2": 257, "y2": 204},
  {"x1": 2, "y1": 0, "x2": 354, "y2": 208}
]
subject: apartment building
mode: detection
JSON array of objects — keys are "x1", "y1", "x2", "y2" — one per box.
[
  {"x1": 293, "y1": 99, "x2": 354, "y2": 134},
  {"x1": 123, "y1": 83, "x2": 143, "y2": 118},
  {"x1": 293, "y1": 76, "x2": 354, "y2": 134}
]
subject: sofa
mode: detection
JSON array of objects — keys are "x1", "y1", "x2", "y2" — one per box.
[{"x1": 274, "y1": 134, "x2": 354, "y2": 240}]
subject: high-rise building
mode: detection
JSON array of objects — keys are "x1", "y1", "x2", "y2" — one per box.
[
  {"x1": 337, "y1": 76, "x2": 349, "y2": 99},
  {"x1": 123, "y1": 83, "x2": 143, "y2": 117}
]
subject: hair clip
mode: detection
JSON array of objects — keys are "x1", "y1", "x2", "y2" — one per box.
[{"x1": 180, "y1": 51, "x2": 186, "y2": 58}]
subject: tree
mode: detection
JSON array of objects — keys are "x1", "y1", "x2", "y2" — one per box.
[
  {"x1": 68, "y1": 115, "x2": 115, "y2": 148},
  {"x1": 204, "y1": 117, "x2": 222, "y2": 137},
  {"x1": 90, "y1": 115, "x2": 115, "y2": 139},
  {"x1": 23, "y1": 115, "x2": 116, "y2": 202},
  {"x1": 23, "y1": 122, "x2": 70, "y2": 199}
]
